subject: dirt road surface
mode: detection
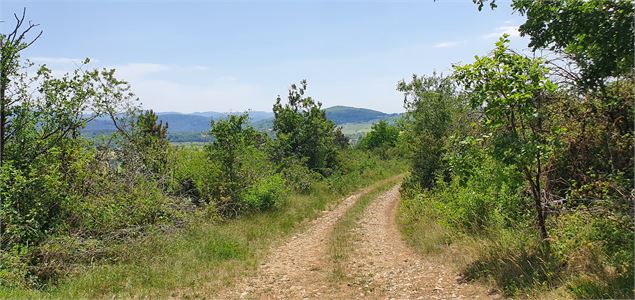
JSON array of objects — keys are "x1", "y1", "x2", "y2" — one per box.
[{"x1": 216, "y1": 182, "x2": 497, "y2": 299}]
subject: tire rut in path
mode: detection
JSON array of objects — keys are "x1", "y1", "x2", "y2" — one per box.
[
  {"x1": 215, "y1": 178, "x2": 399, "y2": 299},
  {"x1": 336, "y1": 185, "x2": 498, "y2": 299},
  {"x1": 216, "y1": 181, "x2": 497, "y2": 299}
]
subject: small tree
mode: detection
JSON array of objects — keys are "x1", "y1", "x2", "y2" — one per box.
[
  {"x1": 0, "y1": 10, "x2": 137, "y2": 248},
  {"x1": 453, "y1": 35, "x2": 559, "y2": 245},
  {"x1": 398, "y1": 73, "x2": 462, "y2": 189},
  {"x1": 359, "y1": 120, "x2": 400, "y2": 159},
  {"x1": 271, "y1": 80, "x2": 339, "y2": 175},
  {"x1": 207, "y1": 113, "x2": 267, "y2": 216},
  {"x1": 360, "y1": 120, "x2": 399, "y2": 149},
  {"x1": 132, "y1": 109, "x2": 169, "y2": 178},
  {"x1": 0, "y1": 8, "x2": 42, "y2": 168}
]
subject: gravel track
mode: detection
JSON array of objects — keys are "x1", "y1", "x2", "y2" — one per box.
[{"x1": 215, "y1": 181, "x2": 496, "y2": 299}]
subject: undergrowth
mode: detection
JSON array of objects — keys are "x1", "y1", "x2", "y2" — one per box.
[{"x1": 0, "y1": 153, "x2": 406, "y2": 299}]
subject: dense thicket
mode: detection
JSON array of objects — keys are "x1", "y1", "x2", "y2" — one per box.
[{"x1": 399, "y1": 1, "x2": 633, "y2": 298}]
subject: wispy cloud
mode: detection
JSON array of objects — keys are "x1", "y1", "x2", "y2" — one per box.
[
  {"x1": 432, "y1": 41, "x2": 463, "y2": 48},
  {"x1": 432, "y1": 41, "x2": 462, "y2": 48},
  {"x1": 107, "y1": 63, "x2": 264, "y2": 112},
  {"x1": 113, "y1": 63, "x2": 170, "y2": 78},
  {"x1": 482, "y1": 25, "x2": 520, "y2": 39}
]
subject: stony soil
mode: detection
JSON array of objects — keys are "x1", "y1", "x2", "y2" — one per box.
[{"x1": 216, "y1": 183, "x2": 498, "y2": 299}]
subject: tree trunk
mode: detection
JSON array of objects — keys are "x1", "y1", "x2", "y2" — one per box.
[
  {"x1": 524, "y1": 165, "x2": 549, "y2": 247},
  {"x1": 535, "y1": 154, "x2": 549, "y2": 246}
]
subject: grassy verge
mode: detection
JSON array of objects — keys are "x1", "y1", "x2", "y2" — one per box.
[
  {"x1": 0, "y1": 159, "x2": 406, "y2": 299},
  {"x1": 396, "y1": 193, "x2": 634, "y2": 299},
  {"x1": 328, "y1": 179, "x2": 400, "y2": 281}
]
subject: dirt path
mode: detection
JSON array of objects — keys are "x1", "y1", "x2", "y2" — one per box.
[
  {"x1": 335, "y1": 185, "x2": 497, "y2": 299},
  {"x1": 216, "y1": 182, "x2": 496, "y2": 299}
]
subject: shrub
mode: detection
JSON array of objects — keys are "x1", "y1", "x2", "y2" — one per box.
[
  {"x1": 278, "y1": 157, "x2": 321, "y2": 194},
  {"x1": 171, "y1": 146, "x2": 219, "y2": 205},
  {"x1": 271, "y1": 80, "x2": 340, "y2": 175},
  {"x1": 241, "y1": 174, "x2": 287, "y2": 212}
]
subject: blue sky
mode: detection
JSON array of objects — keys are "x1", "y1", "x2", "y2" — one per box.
[{"x1": 2, "y1": 0, "x2": 529, "y2": 113}]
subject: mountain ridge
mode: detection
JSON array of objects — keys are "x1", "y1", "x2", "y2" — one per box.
[{"x1": 83, "y1": 106, "x2": 402, "y2": 141}]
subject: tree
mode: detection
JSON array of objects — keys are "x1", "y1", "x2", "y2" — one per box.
[
  {"x1": 473, "y1": 0, "x2": 634, "y2": 89},
  {"x1": 0, "y1": 10, "x2": 136, "y2": 248},
  {"x1": 207, "y1": 113, "x2": 267, "y2": 216},
  {"x1": 271, "y1": 80, "x2": 339, "y2": 175},
  {"x1": 131, "y1": 110, "x2": 169, "y2": 178},
  {"x1": 0, "y1": 8, "x2": 42, "y2": 167},
  {"x1": 398, "y1": 73, "x2": 462, "y2": 189},
  {"x1": 359, "y1": 120, "x2": 399, "y2": 152},
  {"x1": 453, "y1": 36, "x2": 559, "y2": 244}
]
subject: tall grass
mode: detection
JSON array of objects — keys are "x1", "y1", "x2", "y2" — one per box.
[{"x1": 397, "y1": 189, "x2": 634, "y2": 299}]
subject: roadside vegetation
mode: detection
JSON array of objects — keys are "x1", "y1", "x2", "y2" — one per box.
[
  {"x1": 0, "y1": 12, "x2": 407, "y2": 297},
  {"x1": 0, "y1": 0, "x2": 632, "y2": 298},
  {"x1": 398, "y1": 1, "x2": 633, "y2": 298}
]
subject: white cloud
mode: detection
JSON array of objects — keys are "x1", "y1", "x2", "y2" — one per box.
[
  {"x1": 482, "y1": 25, "x2": 520, "y2": 39},
  {"x1": 433, "y1": 41, "x2": 462, "y2": 48},
  {"x1": 29, "y1": 59, "x2": 265, "y2": 112},
  {"x1": 109, "y1": 63, "x2": 265, "y2": 112},
  {"x1": 134, "y1": 79, "x2": 264, "y2": 113}
]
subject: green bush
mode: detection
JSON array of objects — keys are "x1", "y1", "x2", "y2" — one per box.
[
  {"x1": 171, "y1": 146, "x2": 219, "y2": 204},
  {"x1": 551, "y1": 211, "x2": 634, "y2": 299},
  {"x1": 0, "y1": 246, "x2": 34, "y2": 288},
  {"x1": 241, "y1": 174, "x2": 288, "y2": 212},
  {"x1": 278, "y1": 157, "x2": 321, "y2": 194},
  {"x1": 0, "y1": 161, "x2": 69, "y2": 246}
]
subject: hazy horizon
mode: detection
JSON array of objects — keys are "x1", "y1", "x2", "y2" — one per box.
[{"x1": 2, "y1": 0, "x2": 529, "y2": 113}]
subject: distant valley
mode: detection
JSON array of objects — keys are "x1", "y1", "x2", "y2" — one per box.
[{"x1": 83, "y1": 106, "x2": 402, "y2": 143}]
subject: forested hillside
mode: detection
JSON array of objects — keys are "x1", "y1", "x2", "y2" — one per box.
[{"x1": 0, "y1": 0, "x2": 632, "y2": 299}]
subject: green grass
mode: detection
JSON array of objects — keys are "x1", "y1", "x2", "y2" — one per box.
[
  {"x1": 328, "y1": 178, "x2": 401, "y2": 280},
  {"x1": 0, "y1": 159, "x2": 406, "y2": 299},
  {"x1": 396, "y1": 194, "x2": 634, "y2": 299}
]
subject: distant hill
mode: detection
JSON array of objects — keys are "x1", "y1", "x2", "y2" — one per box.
[
  {"x1": 324, "y1": 106, "x2": 399, "y2": 124},
  {"x1": 187, "y1": 111, "x2": 274, "y2": 122},
  {"x1": 84, "y1": 111, "x2": 271, "y2": 133},
  {"x1": 82, "y1": 106, "x2": 402, "y2": 142}
]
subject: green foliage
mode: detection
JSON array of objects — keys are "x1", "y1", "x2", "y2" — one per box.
[
  {"x1": 278, "y1": 157, "x2": 321, "y2": 194},
  {"x1": 272, "y1": 80, "x2": 340, "y2": 175},
  {"x1": 0, "y1": 151, "x2": 405, "y2": 298},
  {"x1": 473, "y1": 0, "x2": 633, "y2": 88},
  {"x1": 207, "y1": 113, "x2": 273, "y2": 216},
  {"x1": 453, "y1": 36, "x2": 558, "y2": 170},
  {"x1": 129, "y1": 110, "x2": 170, "y2": 180},
  {"x1": 512, "y1": 0, "x2": 634, "y2": 88},
  {"x1": 241, "y1": 174, "x2": 287, "y2": 212},
  {"x1": 397, "y1": 73, "x2": 462, "y2": 189},
  {"x1": 399, "y1": 10, "x2": 633, "y2": 298},
  {"x1": 171, "y1": 146, "x2": 217, "y2": 204},
  {"x1": 454, "y1": 35, "x2": 559, "y2": 241},
  {"x1": 358, "y1": 120, "x2": 399, "y2": 154}
]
